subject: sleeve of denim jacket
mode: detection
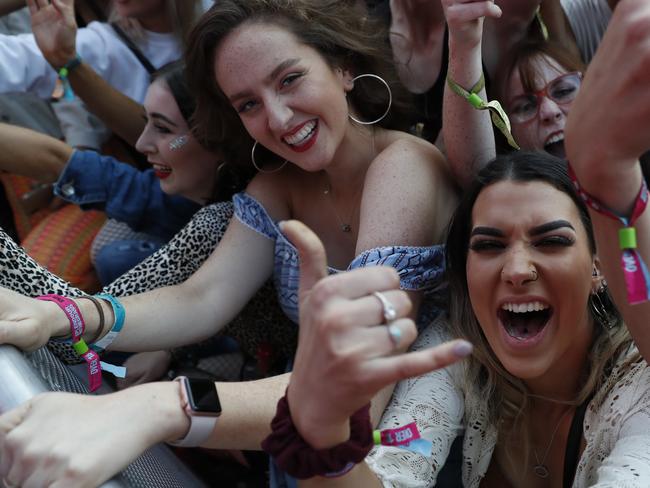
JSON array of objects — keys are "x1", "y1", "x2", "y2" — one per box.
[{"x1": 53, "y1": 150, "x2": 200, "y2": 240}]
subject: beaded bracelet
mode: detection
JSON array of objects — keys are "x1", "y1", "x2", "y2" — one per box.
[
  {"x1": 568, "y1": 164, "x2": 650, "y2": 304},
  {"x1": 447, "y1": 73, "x2": 520, "y2": 150}
]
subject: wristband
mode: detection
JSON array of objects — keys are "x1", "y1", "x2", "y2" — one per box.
[
  {"x1": 57, "y1": 54, "x2": 81, "y2": 101},
  {"x1": 91, "y1": 293, "x2": 126, "y2": 352},
  {"x1": 36, "y1": 294, "x2": 102, "y2": 391},
  {"x1": 447, "y1": 73, "x2": 520, "y2": 150},
  {"x1": 568, "y1": 164, "x2": 650, "y2": 304}
]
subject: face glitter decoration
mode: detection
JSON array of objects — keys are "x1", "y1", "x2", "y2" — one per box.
[{"x1": 169, "y1": 135, "x2": 189, "y2": 151}]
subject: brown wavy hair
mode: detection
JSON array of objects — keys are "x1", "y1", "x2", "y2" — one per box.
[{"x1": 184, "y1": 0, "x2": 412, "y2": 168}]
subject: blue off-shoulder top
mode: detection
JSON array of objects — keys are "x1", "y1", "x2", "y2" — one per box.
[{"x1": 233, "y1": 192, "x2": 446, "y2": 325}]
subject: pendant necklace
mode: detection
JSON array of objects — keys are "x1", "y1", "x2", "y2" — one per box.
[
  {"x1": 322, "y1": 132, "x2": 375, "y2": 233},
  {"x1": 323, "y1": 178, "x2": 361, "y2": 233},
  {"x1": 532, "y1": 407, "x2": 572, "y2": 478}
]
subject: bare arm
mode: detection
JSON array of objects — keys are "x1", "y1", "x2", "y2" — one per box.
[
  {"x1": 67, "y1": 62, "x2": 146, "y2": 147},
  {"x1": 27, "y1": 0, "x2": 146, "y2": 146},
  {"x1": 0, "y1": 122, "x2": 72, "y2": 181},
  {"x1": 565, "y1": 0, "x2": 650, "y2": 360},
  {"x1": 441, "y1": 0, "x2": 502, "y2": 187}
]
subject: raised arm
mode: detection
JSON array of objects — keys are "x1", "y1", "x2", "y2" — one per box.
[
  {"x1": 0, "y1": 122, "x2": 72, "y2": 181},
  {"x1": 565, "y1": 0, "x2": 650, "y2": 359},
  {"x1": 441, "y1": 0, "x2": 501, "y2": 187},
  {"x1": 27, "y1": 0, "x2": 146, "y2": 145},
  {"x1": 279, "y1": 221, "x2": 471, "y2": 487}
]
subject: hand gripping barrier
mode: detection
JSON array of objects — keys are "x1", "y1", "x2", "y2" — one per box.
[{"x1": 0, "y1": 344, "x2": 207, "y2": 488}]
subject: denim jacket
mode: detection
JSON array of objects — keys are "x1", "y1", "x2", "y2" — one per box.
[{"x1": 54, "y1": 150, "x2": 200, "y2": 240}]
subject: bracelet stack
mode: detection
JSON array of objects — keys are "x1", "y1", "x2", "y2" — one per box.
[{"x1": 37, "y1": 293, "x2": 128, "y2": 388}]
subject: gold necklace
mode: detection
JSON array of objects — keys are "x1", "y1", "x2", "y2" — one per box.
[
  {"x1": 322, "y1": 131, "x2": 375, "y2": 233},
  {"x1": 532, "y1": 407, "x2": 573, "y2": 478},
  {"x1": 323, "y1": 178, "x2": 361, "y2": 233}
]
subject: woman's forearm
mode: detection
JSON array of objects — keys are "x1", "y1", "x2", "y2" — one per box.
[
  {"x1": 0, "y1": 122, "x2": 72, "y2": 181},
  {"x1": 68, "y1": 63, "x2": 146, "y2": 147}
]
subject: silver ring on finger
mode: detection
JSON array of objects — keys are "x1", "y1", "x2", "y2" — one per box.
[
  {"x1": 373, "y1": 291, "x2": 397, "y2": 323},
  {"x1": 387, "y1": 323, "x2": 402, "y2": 349}
]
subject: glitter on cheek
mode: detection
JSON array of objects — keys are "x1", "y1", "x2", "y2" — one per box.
[{"x1": 169, "y1": 135, "x2": 189, "y2": 151}]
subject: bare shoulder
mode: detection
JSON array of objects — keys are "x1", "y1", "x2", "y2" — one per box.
[
  {"x1": 244, "y1": 167, "x2": 295, "y2": 221},
  {"x1": 366, "y1": 130, "x2": 452, "y2": 190}
]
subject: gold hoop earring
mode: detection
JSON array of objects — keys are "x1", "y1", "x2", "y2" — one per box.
[
  {"x1": 348, "y1": 74, "x2": 392, "y2": 125},
  {"x1": 251, "y1": 141, "x2": 288, "y2": 174}
]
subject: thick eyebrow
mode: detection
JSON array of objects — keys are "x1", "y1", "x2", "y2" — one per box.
[
  {"x1": 227, "y1": 58, "x2": 301, "y2": 103},
  {"x1": 470, "y1": 220, "x2": 575, "y2": 238},
  {"x1": 149, "y1": 112, "x2": 178, "y2": 127},
  {"x1": 529, "y1": 219, "x2": 575, "y2": 236},
  {"x1": 470, "y1": 226, "x2": 504, "y2": 238}
]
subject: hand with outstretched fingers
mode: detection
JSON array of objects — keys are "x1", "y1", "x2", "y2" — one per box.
[
  {"x1": 442, "y1": 0, "x2": 502, "y2": 49},
  {"x1": 282, "y1": 220, "x2": 473, "y2": 449},
  {"x1": 0, "y1": 383, "x2": 188, "y2": 488},
  {"x1": 27, "y1": 0, "x2": 77, "y2": 69},
  {"x1": 0, "y1": 287, "x2": 59, "y2": 352}
]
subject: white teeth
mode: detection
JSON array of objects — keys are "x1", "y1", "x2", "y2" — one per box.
[
  {"x1": 283, "y1": 120, "x2": 316, "y2": 146},
  {"x1": 501, "y1": 301, "x2": 549, "y2": 313},
  {"x1": 546, "y1": 133, "x2": 564, "y2": 145},
  {"x1": 153, "y1": 164, "x2": 172, "y2": 173}
]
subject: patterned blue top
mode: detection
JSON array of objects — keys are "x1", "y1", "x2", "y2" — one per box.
[{"x1": 233, "y1": 192, "x2": 446, "y2": 325}]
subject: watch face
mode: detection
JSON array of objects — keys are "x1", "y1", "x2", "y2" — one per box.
[{"x1": 186, "y1": 378, "x2": 222, "y2": 414}]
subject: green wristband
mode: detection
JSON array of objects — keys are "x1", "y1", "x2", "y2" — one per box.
[
  {"x1": 73, "y1": 338, "x2": 90, "y2": 355},
  {"x1": 373, "y1": 430, "x2": 382, "y2": 445},
  {"x1": 619, "y1": 227, "x2": 637, "y2": 250}
]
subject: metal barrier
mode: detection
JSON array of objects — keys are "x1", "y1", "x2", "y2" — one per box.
[{"x1": 0, "y1": 345, "x2": 206, "y2": 488}]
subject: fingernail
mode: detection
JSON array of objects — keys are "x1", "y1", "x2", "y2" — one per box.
[{"x1": 453, "y1": 340, "x2": 473, "y2": 358}]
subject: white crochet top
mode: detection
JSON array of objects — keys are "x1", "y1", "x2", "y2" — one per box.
[{"x1": 367, "y1": 315, "x2": 650, "y2": 487}]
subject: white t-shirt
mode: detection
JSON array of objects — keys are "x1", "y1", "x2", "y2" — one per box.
[{"x1": 0, "y1": 21, "x2": 182, "y2": 103}]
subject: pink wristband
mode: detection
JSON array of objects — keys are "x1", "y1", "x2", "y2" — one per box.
[{"x1": 36, "y1": 294, "x2": 102, "y2": 391}]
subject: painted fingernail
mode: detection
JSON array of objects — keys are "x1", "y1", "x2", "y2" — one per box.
[{"x1": 453, "y1": 340, "x2": 473, "y2": 358}]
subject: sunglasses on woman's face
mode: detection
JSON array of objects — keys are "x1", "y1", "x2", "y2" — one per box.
[{"x1": 508, "y1": 72, "x2": 582, "y2": 124}]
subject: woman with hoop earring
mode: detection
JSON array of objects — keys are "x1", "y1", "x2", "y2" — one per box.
[{"x1": 0, "y1": 1, "x2": 461, "y2": 486}]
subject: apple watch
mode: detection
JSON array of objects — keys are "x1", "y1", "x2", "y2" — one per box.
[{"x1": 168, "y1": 376, "x2": 221, "y2": 447}]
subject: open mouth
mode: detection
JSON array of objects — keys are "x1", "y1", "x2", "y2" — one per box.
[
  {"x1": 544, "y1": 133, "x2": 566, "y2": 159},
  {"x1": 497, "y1": 302, "x2": 552, "y2": 341},
  {"x1": 152, "y1": 164, "x2": 172, "y2": 180},
  {"x1": 282, "y1": 120, "x2": 318, "y2": 151}
]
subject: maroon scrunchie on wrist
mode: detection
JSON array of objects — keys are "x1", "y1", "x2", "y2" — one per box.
[{"x1": 261, "y1": 394, "x2": 373, "y2": 479}]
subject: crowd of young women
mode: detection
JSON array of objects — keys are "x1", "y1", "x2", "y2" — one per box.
[{"x1": 0, "y1": 0, "x2": 648, "y2": 487}]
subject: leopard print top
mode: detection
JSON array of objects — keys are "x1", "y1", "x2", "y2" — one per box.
[{"x1": 0, "y1": 202, "x2": 296, "y2": 364}]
